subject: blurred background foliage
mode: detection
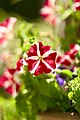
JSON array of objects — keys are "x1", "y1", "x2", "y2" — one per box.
[
  {"x1": 0, "y1": 1, "x2": 44, "y2": 119},
  {"x1": 0, "y1": 0, "x2": 80, "y2": 120}
]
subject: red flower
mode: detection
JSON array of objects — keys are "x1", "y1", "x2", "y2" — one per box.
[
  {"x1": 73, "y1": 0, "x2": 80, "y2": 11},
  {"x1": 0, "y1": 68, "x2": 21, "y2": 97},
  {"x1": 16, "y1": 58, "x2": 24, "y2": 71},
  {"x1": 0, "y1": 17, "x2": 17, "y2": 45},
  {"x1": 16, "y1": 57, "x2": 27, "y2": 72},
  {"x1": 26, "y1": 42, "x2": 57, "y2": 76},
  {"x1": 40, "y1": 0, "x2": 57, "y2": 25},
  {"x1": 56, "y1": 44, "x2": 80, "y2": 67}
]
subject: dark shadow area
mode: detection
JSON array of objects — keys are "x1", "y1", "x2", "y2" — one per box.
[{"x1": 0, "y1": 0, "x2": 44, "y2": 21}]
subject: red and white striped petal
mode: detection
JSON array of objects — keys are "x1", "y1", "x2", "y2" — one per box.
[
  {"x1": 40, "y1": 6, "x2": 56, "y2": 25},
  {"x1": 40, "y1": 0, "x2": 56, "y2": 25},
  {"x1": 27, "y1": 44, "x2": 37, "y2": 57},
  {"x1": 42, "y1": 59, "x2": 55, "y2": 71},
  {"x1": 26, "y1": 59, "x2": 39, "y2": 71},
  {"x1": 0, "y1": 68, "x2": 21, "y2": 97},
  {"x1": 0, "y1": 17, "x2": 17, "y2": 44},
  {"x1": 38, "y1": 42, "x2": 51, "y2": 56},
  {"x1": 0, "y1": 17, "x2": 17, "y2": 30},
  {"x1": 30, "y1": 60, "x2": 40, "y2": 74},
  {"x1": 26, "y1": 42, "x2": 57, "y2": 76},
  {"x1": 34, "y1": 60, "x2": 52, "y2": 76},
  {"x1": 56, "y1": 44, "x2": 80, "y2": 67},
  {"x1": 73, "y1": 0, "x2": 80, "y2": 11},
  {"x1": 6, "y1": 17, "x2": 17, "y2": 31},
  {"x1": 43, "y1": 0, "x2": 56, "y2": 8}
]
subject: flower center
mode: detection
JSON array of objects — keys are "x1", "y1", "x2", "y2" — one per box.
[{"x1": 39, "y1": 56, "x2": 43, "y2": 60}]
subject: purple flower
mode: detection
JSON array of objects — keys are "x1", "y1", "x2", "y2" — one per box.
[{"x1": 56, "y1": 74, "x2": 66, "y2": 86}]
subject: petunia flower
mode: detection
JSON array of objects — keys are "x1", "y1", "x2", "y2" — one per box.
[
  {"x1": 0, "y1": 68, "x2": 21, "y2": 97},
  {"x1": 0, "y1": 17, "x2": 17, "y2": 45},
  {"x1": 56, "y1": 44, "x2": 80, "y2": 67},
  {"x1": 40, "y1": 0, "x2": 57, "y2": 25},
  {"x1": 26, "y1": 42, "x2": 57, "y2": 76},
  {"x1": 56, "y1": 74, "x2": 66, "y2": 86},
  {"x1": 73, "y1": 0, "x2": 80, "y2": 11},
  {"x1": 16, "y1": 57, "x2": 27, "y2": 73},
  {"x1": 55, "y1": 66, "x2": 77, "y2": 87}
]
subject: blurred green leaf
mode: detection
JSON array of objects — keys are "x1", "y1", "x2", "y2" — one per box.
[
  {"x1": 61, "y1": 9, "x2": 73, "y2": 20},
  {"x1": 61, "y1": 69, "x2": 72, "y2": 78},
  {"x1": 37, "y1": 94, "x2": 48, "y2": 111}
]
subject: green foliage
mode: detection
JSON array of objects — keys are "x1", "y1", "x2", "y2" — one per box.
[
  {"x1": 61, "y1": 69, "x2": 73, "y2": 78},
  {"x1": 0, "y1": 0, "x2": 80, "y2": 119},
  {"x1": 0, "y1": 97, "x2": 20, "y2": 120},
  {"x1": 68, "y1": 68, "x2": 80, "y2": 113}
]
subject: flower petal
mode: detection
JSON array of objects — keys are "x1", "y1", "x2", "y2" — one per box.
[
  {"x1": 43, "y1": 51, "x2": 57, "y2": 69},
  {"x1": 56, "y1": 74, "x2": 65, "y2": 86},
  {"x1": 56, "y1": 44, "x2": 80, "y2": 67},
  {"x1": 0, "y1": 68, "x2": 20, "y2": 96},
  {"x1": 38, "y1": 42, "x2": 51, "y2": 56},
  {"x1": 30, "y1": 60, "x2": 40, "y2": 74},
  {"x1": 0, "y1": 17, "x2": 17, "y2": 30},
  {"x1": 34, "y1": 60, "x2": 52, "y2": 76},
  {"x1": 0, "y1": 17, "x2": 17, "y2": 44},
  {"x1": 27, "y1": 44, "x2": 37, "y2": 57},
  {"x1": 26, "y1": 59, "x2": 39, "y2": 71}
]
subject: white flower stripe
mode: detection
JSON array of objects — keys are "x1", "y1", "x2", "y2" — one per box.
[
  {"x1": 20, "y1": 59, "x2": 27, "y2": 65},
  {"x1": 26, "y1": 56, "x2": 39, "y2": 61},
  {"x1": 7, "y1": 17, "x2": 17, "y2": 30},
  {"x1": 37, "y1": 42, "x2": 41, "y2": 57},
  {"x1": 70, "y1": 44, "x2": 80, "y2": 54},
  {"x1": 60, "y1": 55, "x2": 74, "y2": 64},
  {"x1": 4, "y1": 80, "x2": 18, "y2": 97},
  {"x1": 50, "y1": 0, "x2": 56, "y2": 5},
  {"x1": 74, "y1": 2, "x2": 80, "y2": 8},
  {"x1": 12, "y1": 84, "x2": 17, "y2": 97},
  {"x1": 42, "y1": 59, "x2": 54, "y2": 72},
  {"x1": 0, "y1": 26, "x2": 7, "y2": 33},
  {"x1": 30, "y1": 60, "x2": 40, "y2": 74},
  {"x1": 13, "y1": 72, "x2": 21, "y2": 83},
  {"x1": 3, "y1": 80, "x2": 13, "y2": 89},
  {"x1": 42, "y1": 50, "x2": 56, "y2": 58},
  {"x1": 40, "y1": 6, "x2": 53, "y2": 15}
]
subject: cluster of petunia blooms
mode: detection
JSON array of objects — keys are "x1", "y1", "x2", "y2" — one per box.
[
  {"x1": 40, "y1": 0, "x2": 80, "y2": 25},
  {"x1": 0, "y1": 17, "x2": 80, "y2": 97}
]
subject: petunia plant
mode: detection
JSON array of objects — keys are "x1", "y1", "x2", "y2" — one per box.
[{"x1": 0, "y1": 0, "x2": 80, "y2": 120}]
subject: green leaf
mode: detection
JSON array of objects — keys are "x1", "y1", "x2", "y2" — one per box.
[
  {"x1": 75, "y1": 100, "x2": 80, "y2": 113},
  {"x1": 23, "y1": 43, "x2": 31, "y2": 51},
  {"x1": 38, "y1": 78, "x2": 50, "y2": 96},
  {"x1": 37, "y1": 94, "x2": 48, "y2": 111},
  {"x1": 61, "y1": 69, "x2": 72, "y2": 78},
  {"x1": 61, "y1": 9, "x2": 73, "y2": 20},
  {"x1": 77, "y1": 51, "x2": 80, "y2": 60},
  {"x1": 68, "y1": 92, "x2": 73, "y2": 100}
]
